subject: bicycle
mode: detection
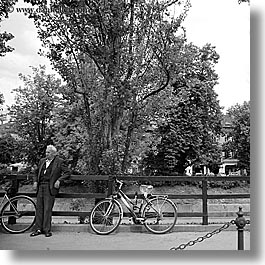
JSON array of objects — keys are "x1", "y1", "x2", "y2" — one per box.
[
  {"x1": 0, "y1": 181, "x2": 36, "y2": 234},
  {"x1": 89, "y1": 177, "x2": 177, "y2": 235}
]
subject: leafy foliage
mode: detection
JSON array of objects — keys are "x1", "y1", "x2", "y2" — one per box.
[
  {"x1": 238, "y1": 0, "x2": 250, "y2": 4},
  {"x1": 0, "y1": 92, "x2": 4, "y2": 107},
  {"x1": 8, "y1": 65, "x2": 62, "y2": 165},
  {"x1": 225, "y1": 101, "x2": 250, "y2": 173},
  {"x1": 0, "y1": 0, "x2": 17, "y2": 56},
  {"x1": 22, "y1": 0, "x2": 192, "y2": 173},
  {"x1": 140, "y1": 43, "x2": 223, "y2": 175},
  {"x1": 6, "y1": 1, "x2": 225, "y2": 176},
  {"x1": 0, "y1": 134, "x2": 18, "y2": 164},
  {"x1": 50, "y1": 86, "x2": 91, "y2": 173}
]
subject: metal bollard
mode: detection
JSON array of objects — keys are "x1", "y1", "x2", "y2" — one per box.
[{"x1": 234, "y1": 207, "x2": 247, "y2": 250}]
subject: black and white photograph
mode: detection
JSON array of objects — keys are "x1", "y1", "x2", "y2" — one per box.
[{"x1": 0, "y1": 0, "x2": 259, "y2": 261}]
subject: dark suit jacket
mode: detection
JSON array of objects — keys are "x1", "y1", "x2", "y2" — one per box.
[{"x1": 34, "y1": 156, "x2": 71, "y2": 196}]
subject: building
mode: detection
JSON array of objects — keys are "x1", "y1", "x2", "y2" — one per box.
[{"x1": 218, "y1": 116, "x2": 239, "y2": 176}]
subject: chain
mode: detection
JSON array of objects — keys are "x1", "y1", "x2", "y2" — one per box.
[{"x1": 170, "y1": 220, "x2": 235, "y2": 250}]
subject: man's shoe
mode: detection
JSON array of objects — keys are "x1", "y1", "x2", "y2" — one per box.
[
  {"x1": 30, "y1": 230, "x2": 42, "y2": 237},
  {"x1": 45, "y1": 232, "x2": 52, "y2": 237}
]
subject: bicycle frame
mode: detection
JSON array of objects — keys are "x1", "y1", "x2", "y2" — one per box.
[
  {"x1": 111, "y1": 179, "x2": 168, "y2": 222},
  {"x1": 113, "y1": 188, "x2": 140, "y2": 220},
  {"x1": 0, "y1": 193, "x2": 20, "y2": 219},
  {"x1": 0, "y1": 193, "x2": 10, "y2": 212}
]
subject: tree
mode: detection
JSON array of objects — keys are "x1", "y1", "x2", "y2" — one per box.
[
  {"x1": 0, "y1": 92, "x2": 5, "y2": 124},
  {"x1": 0, "y1": 118, "x2": 23, "y2": 167},
  {"x1": 140, "y1": 43, "x2": 223, "y2": 175},
  {"x1": 8, "y1": 65, "x2": 62, "y2": 165},
  {"x1": 0, "y1": 92, "x2": 4, "y2": 106},
  {"x1": 238, "y1": 0, "x2": 250, "y2": 4},
  {"x1": 51, "y1": 84, "x2": 90, "y2": 173},
  {"x1": 23, "y1": 0, "x2": 192, "y2": 174},
  {"x1": 225, "y1": 101, "x2": 250, "y2": 173},
  {"x1": 0, "y1": 0, "x2": 17, "y2": 56},
  {"x1": 0, "y1": 134, "x2": 20, "y2": 164}
]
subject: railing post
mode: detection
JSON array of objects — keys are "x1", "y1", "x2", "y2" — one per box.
[
  {"x1": 202, "y1": 177, "x2": 208, "y2": 225},
  {"x1": 107, "y1": 175, "x2": 114, "y2": 197},
  {"x1": 8, "y1": 176, "x2": 19, "y2": 224},
  {"x1": 235, "y1": 207, "x2": 247, "y2": 250},
  {"x1": 9, "y1": 177, "x2": 19, "y2": 197}
]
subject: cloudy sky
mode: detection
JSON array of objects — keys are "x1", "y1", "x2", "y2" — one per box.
[{"x1": 0, "y1": 0, "x2": 250, "y2": 112}]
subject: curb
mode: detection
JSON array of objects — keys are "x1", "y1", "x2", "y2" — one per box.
[
  {"x1": 50, "y1": 223, "x2": 250, "y2": 233},
  {"x1": 0, "y1": 223, "x2": 250, "y2": 234}
]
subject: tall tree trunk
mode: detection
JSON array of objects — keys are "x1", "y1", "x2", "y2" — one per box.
[{"x1": 121, "y1": 107, "x2": 138, "y2": 173}]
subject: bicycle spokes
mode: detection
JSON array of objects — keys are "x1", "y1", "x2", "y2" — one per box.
[
  {"x1": 90, "y1": 200, "x2": 122, "y2": 235},
  {"x1": 1, "y1": 196, "x2": 36, "y2": 234},
  {"x1": 143, "y1": 197, "x2": 177, "y2": 234}
]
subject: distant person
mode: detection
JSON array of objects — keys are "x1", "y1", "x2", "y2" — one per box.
[
  {"x1": 30, "y1": 145, "x2": 70, "y2": 238},
  {"x1": 184, "y1": 161, "x2": 193, "y2": 176}
]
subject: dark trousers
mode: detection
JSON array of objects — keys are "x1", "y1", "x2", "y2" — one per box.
[{"x1": 35, "y1": 183, "x2": 55, "y2": 233}]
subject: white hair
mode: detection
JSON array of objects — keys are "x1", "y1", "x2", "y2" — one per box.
[{"x1": 46, "y1": 145, "x2": 57, "y2": 152}]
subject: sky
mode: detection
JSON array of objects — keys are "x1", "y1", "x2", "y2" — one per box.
[{"x1": 0, "y1": 0, "x2": 250, "y2": 113}]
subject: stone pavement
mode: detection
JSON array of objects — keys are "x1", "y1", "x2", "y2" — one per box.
[{"x1": 0, "y1": 221, "x2": 250, "y2": 250}]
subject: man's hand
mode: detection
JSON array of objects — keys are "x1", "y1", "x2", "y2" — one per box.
[
  {"x1": 33, "y1": 182, "x2": 38, "y2": 190},
  {"x1": 54, "y1": 180, "x2": 60, "y2": 189}
]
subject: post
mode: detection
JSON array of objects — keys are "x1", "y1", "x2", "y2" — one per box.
[
  {"x1": 202, "y1": 177, "x2": 208, "y2": 225},
  {"x1": 8, "y1": 177, "x2": 19, "y2": 224},
  {"x1": 234, "y1": 207, "x2": 247, "y2": 250},
  {"x1": 107, "y1": 175, "x2": 114, "y2": 197}
]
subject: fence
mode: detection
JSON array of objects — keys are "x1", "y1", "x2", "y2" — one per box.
[{"x1": 0, "y1": 174, "x2": 250, "y2": 225}]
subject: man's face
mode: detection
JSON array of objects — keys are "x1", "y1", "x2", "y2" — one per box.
[{"x1": 46, "y1": 149, "x2": 56, "y2": 160}]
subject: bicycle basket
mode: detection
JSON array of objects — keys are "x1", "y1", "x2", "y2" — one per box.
[{"x1": 139, "y1": 185, "x2": 153, "y2": 196}]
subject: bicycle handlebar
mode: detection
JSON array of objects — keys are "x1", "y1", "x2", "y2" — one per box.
[
  {"x1": 113, "y1": 177, "x2": 124, "y2": 190},
  {"x1": 113, "y1": 177, "x2": 139, "y2": 188}
]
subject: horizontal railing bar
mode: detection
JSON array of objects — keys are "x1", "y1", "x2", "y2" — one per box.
[
  {"x1": 207, "y1": 194, "x2": 250, "y2": 199},
  {"x1": 5, "y1": 193, "x2": 249, "y2": 200},
  {"x1": 39, "y1": 211, "x2": 251, "y2": 218},
  {"x1": 50, "y1": 211, "x2": 205, "y2": 217},
  {"x1": 0, "y1": 192, "x2": 251, "y2": 200},
  {"x1": 56, "y1": 193, "x2": 106, "y2": 199},
  {"x1": 0, "y1": 174, "x2": 250, "y2": 182}
]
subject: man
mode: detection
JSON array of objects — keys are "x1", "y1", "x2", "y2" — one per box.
[{"x1": 30, "y1": 145, "x2": 70, "y2": 237}]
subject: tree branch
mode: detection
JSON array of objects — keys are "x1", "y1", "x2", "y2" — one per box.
[{"x1": 141, "y1": 48, "x2": 170, "y2": 101}]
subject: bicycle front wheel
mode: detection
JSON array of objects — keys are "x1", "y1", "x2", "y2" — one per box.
[
  {"x1": 0, "y1": 195, "x2": 36, "y2": 234},
  {"x1": 143, "y1": 197, "x2": 177, "y2": 234},
  {"x1": 89, "y1": 199, "x2": 122, "y2": 235}
]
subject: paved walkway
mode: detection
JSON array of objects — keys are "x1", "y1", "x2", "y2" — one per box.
[{"x1": 0, "y1": 228, "x2": 250, "y2": 250}]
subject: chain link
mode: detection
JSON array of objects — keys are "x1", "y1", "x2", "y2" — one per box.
[{"x1": 170, "y1": 220, "x2": 235, "y2": 250}]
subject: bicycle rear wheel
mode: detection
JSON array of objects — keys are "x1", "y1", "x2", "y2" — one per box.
[
  {"x1": 89, "y1": 199, "x2": 122, "y2": 235},
  {"x1": 0, "y1": 195, "x2": 36, "y2": 234},
  {"x1": 143, "y1": 197, "x2": 177, "y2": 234}
]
